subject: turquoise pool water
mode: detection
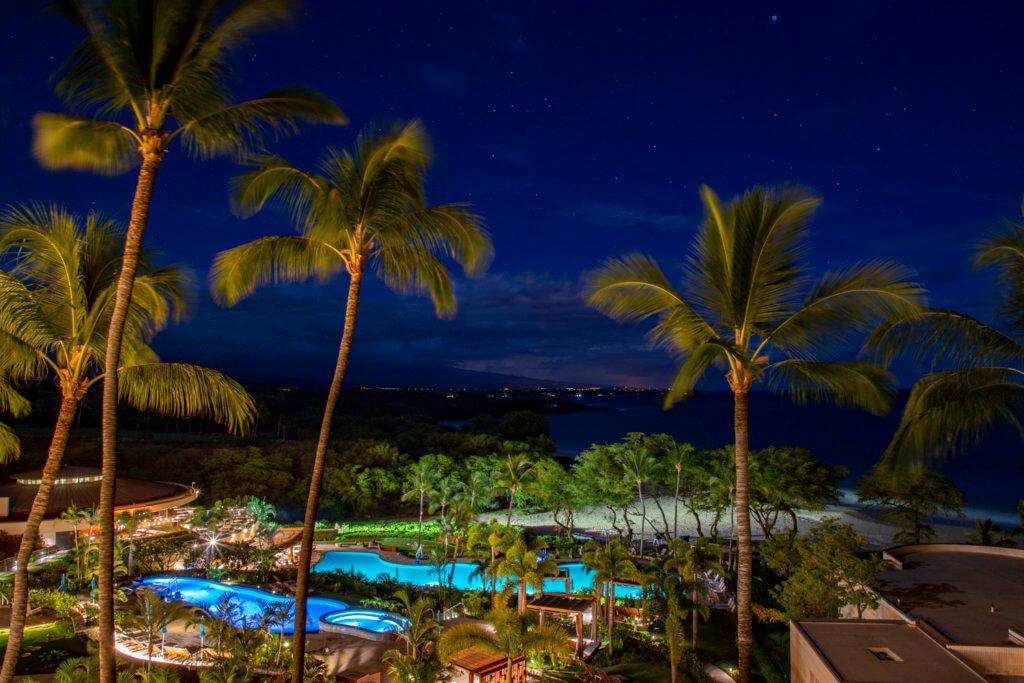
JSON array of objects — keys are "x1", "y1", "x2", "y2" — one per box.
[
  {"x1": 136, "y1": 576, "x2": 348, "y2": 634},
  {"x1": 322, "y1": 609, "x2": 410, "y2": 633},
  {"x1": 312, "y1": 551, "x2": 643, "y2": 599}
]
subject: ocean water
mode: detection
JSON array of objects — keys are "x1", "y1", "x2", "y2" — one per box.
[{"x1": 547, "y1": 392, "x2": 1023, "y2": 525}]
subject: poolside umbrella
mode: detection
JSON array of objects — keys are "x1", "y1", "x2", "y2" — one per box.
[
  {"x1": 162, "y1": 625, "x2": 167, "y2": 655},
  {"x1": 59, "y1": 573, "x2": 66, "y2": 592},
  {"x1": 90, "y1": 576, "x2": 96, "y2": 593},
  {"x1": 200, "y1": 623, "x2": 205, "y2": 657}
]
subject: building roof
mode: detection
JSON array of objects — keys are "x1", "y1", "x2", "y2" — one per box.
[
  {"x1": 450, "y1": 648, "x2": 521, "y2": 675},
  {"x1": 793, "y1": 619, "x2": 986, "y2": 682},
  {"x1": 11, "y1": 465, "x2": 101, "y2": 482},
  {"x1": 0, "y1": 465, "x2": 194, "y2": 521},
  {"x1": 527, "y1": 594, "x2": 594, "y2": 614},
  {"x1": 876, "y1": 546, "x2": 1024, "y2": 644}
]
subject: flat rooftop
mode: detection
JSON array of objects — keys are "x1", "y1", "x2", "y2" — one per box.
[
  {"x1": 876, "y1": 546, "x2": 1024, "y2": 644},
  {"x1": 794, "y1": 620, "x2": 985, "y2": 682}
]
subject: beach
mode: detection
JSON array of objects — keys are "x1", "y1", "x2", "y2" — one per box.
[{"x1": 502, "y1": 495, "x2": 974, "y2": 550}]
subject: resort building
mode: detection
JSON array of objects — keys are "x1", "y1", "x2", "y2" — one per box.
[
  {"x1": 0, "y1": 465, "x2": 197, "y2": 546},
  {"x1": 791, "y1": 544, "x2": 1024, "y2": 682}
]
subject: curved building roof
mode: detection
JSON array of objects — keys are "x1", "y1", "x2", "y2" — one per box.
[{"x1": 0, "y1": 466, "x2": 195, "y2": 521}]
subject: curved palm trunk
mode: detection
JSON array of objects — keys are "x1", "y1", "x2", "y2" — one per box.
[
  {"x1": 734, "y1": 388, "x2": 752, "y2": 683},
  {"x1": 607, "y1": 580, "x2": 616, "y2": 655},
  {"x1": 0, "y1": 392, "x2": 80, "y2": 683},
  {"x1": 417, "y1": 490, "x2": 424, "y2": 550},
  {"x1": 673, "y1": 468, "x2": 681, "y2": 540},
  {"x1": 99, "y1": 141, "x2": 165, "y2": 683},
  {"x1": 506, "y1": 485, "x2": 516, "y2": 527},
  {"x1": 637, "y1": 480, "x2": 646, "y2": 557},
  {"x1": 518, "y1": 578, "x2": 526, "y2": 613},
  {"x1": 290, "y1": 268, "x2": 363, "y2": 683}
]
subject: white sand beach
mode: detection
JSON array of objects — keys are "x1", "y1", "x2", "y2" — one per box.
[{"x1": 500, "y1": 495, "x2": 973, "y2": 550}]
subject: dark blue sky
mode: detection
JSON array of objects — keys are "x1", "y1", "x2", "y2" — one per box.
[{"x1": 2, "y1": 1, "x2": 1023, "y2": 387}]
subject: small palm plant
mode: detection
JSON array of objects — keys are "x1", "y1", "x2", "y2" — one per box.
[
  {"x1": 0, "y1": 206, "x2": 255, "y2": 676},
  {"x1": 402, "y1": 460, "x2": 442, "y2": 552},
  {"x1": 665, "y1": 538, "x2": 723, "y2": 651},
  {"x1": 493, "y1": 448, "x2": 536, "y2": 526},
  {"x1": 618, "y1": 445, "x2": 657, "y2": 557},
  {"x1": 580, "y1": 540, "x2": 638, "y2": 655},
  {"x1": 586, "y1": 185, "x2": 922, "y2": 680},
  {"x1": 210, "y1": 121, "x2": 492, "y2": 679},
  {"x1": 493, "y1": 531, "x2": 559, "y2": 613},
  {"x1": 383, "y1": 591, "x2": 451, "y2": 683},
  {"x1": 438, "y1": 607, "x2": 570, "y2": 681}
]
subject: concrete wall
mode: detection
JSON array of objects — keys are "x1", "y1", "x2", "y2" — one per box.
[{"x1": 789, "y1": 622, "x2": 840, "y2": 683}]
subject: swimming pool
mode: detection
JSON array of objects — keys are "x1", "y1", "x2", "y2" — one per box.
[
  {"x1": 135, "y1": 576, "x2": 348, "y2": 634},
  {"x1": 312, "y1": 551, "x2": 643, "y2": 599}
]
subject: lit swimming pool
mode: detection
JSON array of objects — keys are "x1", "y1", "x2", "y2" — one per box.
[
  {"x1": 323, "y1": 609, "x2": 410, "y2": 633},
  {"x1": 136, "y1": 576, "x2": 348, "y2": 634},
  {"x1": 312, "y1": 551, "x2": 643, "y2": 599}
]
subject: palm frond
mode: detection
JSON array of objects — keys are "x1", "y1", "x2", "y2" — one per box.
[
  {"x1": 0, "y1": 273, "x2": 62, "y2": 350},
  {"x1": 117, "y1": 363, "x2": 256, "y2": 434},
  {"x1": 0, "y1": 377, "x2": 31, "y2": 420},
  {"x1": 766, "y1": 360, "x2": 894, "y2": 415},
  {"x1": 586, "y1": 253, "x2": 715, "y2": 351},
  {"x1": 883, "y1": 367, "x2": 1024, "y2": 467},
  {"x1": 229, "y1": 155, "x2": 325, "y2": 221},
  {"x1": 177, "y1": 87, "x2": 346, "y2": 159},
  {"x1": 209, "y1": 236, "x2": 343, "y2": 306},
  {"x1": 974, "y1": 223, "x2": 1024, "y2": 332},
  {"x1": 765, "y1": 260, "x2": 925, "y2": 358},
  {"x1": 375, "y1": 246, "x2": 455, "y2": 317},
  {"x1": 437, "y1": 623, "x2": 498, "y2": 662},
  {"x1": 377, "y1": 204, "x2": 493, "y2": 277},
  {"x1": 0, "y1": 420, "x2": 19, "y2": 464},
  {"x1": 31, "y1": 113, "x2": 139, "y2": 175},
  {"x1": 664, "y1": 343, "x2": 729, "y2": 408},
  {"x1": 865, "y1": 308, "x2": 1024, "y2": 370}
]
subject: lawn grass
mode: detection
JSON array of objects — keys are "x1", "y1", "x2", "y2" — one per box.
[{"x1": 0, "y1": 623, "x2": 89, "y2": 674}]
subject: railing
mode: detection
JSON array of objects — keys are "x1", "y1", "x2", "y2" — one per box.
[{"x1": 440, "y1": 602, "x2": 464, "y2": 621}]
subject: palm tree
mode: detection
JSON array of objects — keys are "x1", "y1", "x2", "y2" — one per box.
[
  {"x1": 465, "y1": 471, "x2": 493, "y2": 511},
  {"x1": 438, "y1": 607, "x2": 569, "y2": 681},
  {"x1": 59, "y1": 503, "x2": 88, "y2": 580},
  {"x1": 467, "y1": 519, "x2": 511, "y2": 598},
  {"x1": 580, "y1": 540, "x2": 637, "y2": 655},
  {"x1": 492, "y1": 531, "x2": 559, "y2": 613},
  {"x1": 34, "y1": 4, "x2": 343, "y2": 676},
  {"x1": 494, "y1": 449, "x2": 535, "y2": 526},
  {"x1": 402, "y1": 460, "x2": 442, "y2": 553},
  {"x1": 431, "y1": 476, "x2": 464, "y2": 522},
  {"x1": 388, "y1": 591, "x2": 440, "y2": 661},
  {"x1": 664, "y1": 443, "x2": 695, "y2": 540},
  {"x1": 666, "y1": 538, "x2": 723, "y2": 651},
  {"x1": 210, "y1": 120, "x2": 492, "y2": 683},
  {"x1": 115, "y1": 511, "x2": 142, "y2": 577},
  {"x1": 619, "y1": 445, "x2": 656, "y2": 557},
  {"x1": 870, "y1": 211, "x2": 1024, "y2": 472},
  {"x1": 585, "y1": 185, "x2": 922, "y2": 681},
  {"x1": 0, "y1": 206, "x2": 256, "y2": 681}
]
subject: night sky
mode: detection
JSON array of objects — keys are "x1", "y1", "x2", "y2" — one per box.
[{"x1": 2, "y1": 2, "x2": 1024, "y2": 388}]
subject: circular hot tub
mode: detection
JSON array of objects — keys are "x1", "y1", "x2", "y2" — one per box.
[{"x1": 319, "y1": 609, "x2": 410, "y2": 642}]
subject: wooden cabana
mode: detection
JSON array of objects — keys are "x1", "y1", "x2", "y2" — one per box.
[
  {"x1": 526, "y1": 594, "x2": 596, "y2": 656},
  {"x1": 450, "y1": 647, "x2": 525, "y2": 683}
]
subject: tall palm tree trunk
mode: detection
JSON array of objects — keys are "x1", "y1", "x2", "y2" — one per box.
[
  {"x1": 0, "y1": 390, "x2": 80, "y2": 683},
  {"x1": 417, "y1": 490, "x2": 424, "y2": 550},
  {"x1": 733, "y1": 387, "x2": 752, "y2": 683},
  {"x1": 290, "y1": 269, "x2": 363, "y2": 683},
  {"x1": 506, "y1": 485, "x2": 516, "y2": 527},
  {"x1": 607, "y1": 581, "x2": 616, "y2": 655},
  {"x1": 673, "y1": 469, "x2": 681, "y2": 540},
  {"x1": 637, "y1": 481, "x2": 646, "y2": 557},
  {"x1": 99, "y1": 139, "x2": 166, "y2": 683}
]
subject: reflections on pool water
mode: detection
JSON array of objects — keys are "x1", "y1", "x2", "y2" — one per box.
[
  {"x1": 322, "y1": 609, "x2": 410, "y2": 633},
  {"x1": 136, "y1": 576, "x2": 348, "y2": 634},
  {"x1": 312, "y1": 551, "x2": 643, "y2": 599}
]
